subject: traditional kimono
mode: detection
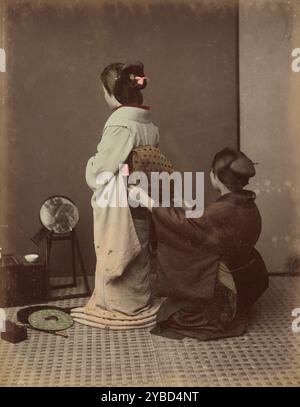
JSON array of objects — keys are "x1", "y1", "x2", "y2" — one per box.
[
  {"x1": 151, "y1": 190, "x2": 269, "y2": 340},
  {"x1": 71, "y1": 106, "x2": 161, "y2": 329}
]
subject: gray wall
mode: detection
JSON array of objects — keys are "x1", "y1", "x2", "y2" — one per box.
[
  {"x1": 0, "y1": 0, "x2": 238, "y2": 275},
  {"x1": 240, "y1": 0, "x2": 300, "y2": 273}
]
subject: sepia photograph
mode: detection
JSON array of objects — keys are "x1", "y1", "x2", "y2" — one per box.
[{"x1": 0, "y1": 0, "x2": 300, "y2": 391}]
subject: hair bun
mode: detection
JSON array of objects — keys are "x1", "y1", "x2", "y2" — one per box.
[
  {"x1": 230, "y1": 155, "x2": 256, "y2": 177},
  {"x1": 119, "y1": 60, "x2": 148, "y2": 90}
]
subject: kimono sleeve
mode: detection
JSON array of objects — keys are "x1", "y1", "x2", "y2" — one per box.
[
  {"x1": 85, "y1": 125, "x2": 134, "y2": 191},
  {"x1": 152, "y1": 203, "x2": 225, "y2": 249},
  {"x1": 154, "y1": 128, "x2": 160, "y2": 147}
]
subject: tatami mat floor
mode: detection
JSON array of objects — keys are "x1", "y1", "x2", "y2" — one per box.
[{"x1": 1, "y1": 276, "x2": 300, "y2": 387}]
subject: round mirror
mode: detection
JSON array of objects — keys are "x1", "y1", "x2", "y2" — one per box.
[{"x1": 39, "y1": 196, "x2": 79, "y2": 234}]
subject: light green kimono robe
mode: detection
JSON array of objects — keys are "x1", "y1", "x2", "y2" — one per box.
[{"x1": 71, "y1": 106, "x2": 161, "y2": 329}]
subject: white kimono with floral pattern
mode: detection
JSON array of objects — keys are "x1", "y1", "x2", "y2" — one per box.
[{"x1": 71, "y1": 106, "x2": 161, "y2": 329}]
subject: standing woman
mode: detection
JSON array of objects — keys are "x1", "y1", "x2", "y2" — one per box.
[{"x1": 71, "y1": 61, "x2": 161, "y2": 329}]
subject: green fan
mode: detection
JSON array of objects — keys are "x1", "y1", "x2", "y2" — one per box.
[{"x1": 28, "y1": 309, "x2": 73, "y2": 332}]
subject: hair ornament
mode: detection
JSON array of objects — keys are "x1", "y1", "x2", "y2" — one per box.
[
  {"x1": 230, "y1": 155, "x2": 256, "y2": 177},
  {"x1": 129, "y1": 73, "x2": 149, "y2": 86}
]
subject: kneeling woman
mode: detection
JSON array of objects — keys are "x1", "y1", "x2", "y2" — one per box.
[{"x1": 132, "y1": 148, "x2": 269, "y2": 340}]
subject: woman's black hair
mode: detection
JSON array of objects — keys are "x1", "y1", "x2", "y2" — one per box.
[
  {"x1": 211, "y1": 147, "x2": 256, "y2": 192},
  {"x1": 100, "y1": 61, "x2": 147, "y2": 105}
]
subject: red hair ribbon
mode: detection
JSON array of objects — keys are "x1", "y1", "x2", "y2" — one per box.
[{"x1": 134, "y1": 76, "x2": 149, "y2": 85}]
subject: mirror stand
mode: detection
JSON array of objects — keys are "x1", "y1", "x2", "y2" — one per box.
[{"x1": 45, "y1": 229, "x2": 91, "y2": 301}]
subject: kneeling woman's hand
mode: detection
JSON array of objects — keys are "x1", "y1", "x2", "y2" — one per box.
[{"x1": 128, "y1": 186, "x2": 155, "y2": 212}]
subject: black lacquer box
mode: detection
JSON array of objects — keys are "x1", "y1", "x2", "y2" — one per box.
[{"x1": 0, "y1": 254, "x2": 47, "y2": 307}]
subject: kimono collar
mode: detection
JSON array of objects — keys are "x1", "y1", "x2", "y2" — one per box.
[
  {"x1": 217, "y1": 190, "x2": 256, "y2": 206},
  {"x1": 108, "y1": 105, "x2": 152, "y2": 124},
  {"x1": 117, "y1": 104, "x2": 150, "y2": 111}
]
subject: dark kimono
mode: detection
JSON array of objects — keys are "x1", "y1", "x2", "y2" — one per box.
[{"x1": 151, "y1": 190, "x2": 269, "y2": 340}]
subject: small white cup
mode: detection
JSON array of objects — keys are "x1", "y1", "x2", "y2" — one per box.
[{"x1": 24, "y1": 254, "x2": 39, "y2": 263}]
